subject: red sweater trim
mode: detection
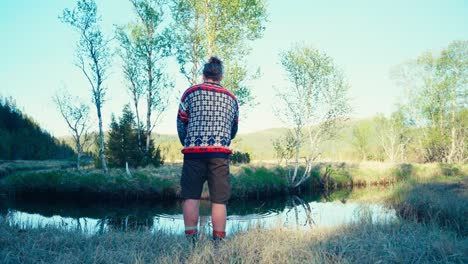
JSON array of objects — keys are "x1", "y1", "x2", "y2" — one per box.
[
  {"x1": 181, "y1": 84, "x2": 238, "y2": 103},
  {"x1": 178, "y1": 109, "x2": 189, "y2": 122},
  {"x1": 182, "y1": 146, "x2": 233, "y2": 154}
]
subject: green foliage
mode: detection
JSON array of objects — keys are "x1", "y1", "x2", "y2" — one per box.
[
  {"x1": 230, "y1": 151, "x2": 251, "y2": 164},
  {"x1": 0, "y1": 160, "x2": 76, "y2": 179},
  {"x1": 275, "y1": 44, "x2": 351, "y2": 186},
  {"x1": 278, "y1": 44, "x2": 351, "y2": 120},
  {"x1": 392, "y1": 40, "x2": 467, "y2": 163},
  {"x1": 106, "y1": 105, "x2": 140, "y2": 167},
  {"x1": 105, "y1": 105, "x2": 164, "y2": 168},
  {"x1": 3, "y1": 169, "x2": 175, "y2": 200},
  {"x1": 0, "y1": 97, "x2": 75, "y2": 160},
  {"x1": 351, "y1": 122, "x2": 371, "y2": 161},
  {"x1": 272, "y1": 130, "x2": 296, "y2": 165},
  {"x1": 171, "y1": 0, "x2": 268, "y2": 107},
  {"x1": 277, "y1": 44, "x2": 351, "y2": 161},
  {"x1": 318, "y1": 165, "x2": 352, "y2": 189},
  {"x1": 116, "y1": 0, "x2": 173, "y2": 167},
  {"x1": 231, "y1": 166, "x2": 287, "y2": 198}
]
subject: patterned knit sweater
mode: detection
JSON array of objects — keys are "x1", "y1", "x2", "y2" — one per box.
[{"x1": 177, "y1": 82, "x2": 239, "y2": 159}]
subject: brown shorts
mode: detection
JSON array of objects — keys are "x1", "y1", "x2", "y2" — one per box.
[{"x1": 180, "y1": 158, "x2": 230, "y2": 204}]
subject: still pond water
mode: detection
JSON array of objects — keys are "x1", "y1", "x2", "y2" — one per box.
[{"x1": 0, "y1": 188, "x2": 396, "y2": 236}]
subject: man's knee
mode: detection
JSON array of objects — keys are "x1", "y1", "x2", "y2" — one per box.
[
  {"x1": 211, "y1": 202, "x2": 226, "y2": 210},
  {"x1": 183, "y1": 199, "x2": 200, "y2": 221}
]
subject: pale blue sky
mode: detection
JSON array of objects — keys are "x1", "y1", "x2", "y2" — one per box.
[{"x1": 1, "y1": 0, "x2": 467, "y2": 137}]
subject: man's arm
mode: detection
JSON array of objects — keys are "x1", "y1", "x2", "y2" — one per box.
[
  {"x1": 231, "y1": 104, "x2": 239, "y2": 140},
  {"x1": 177, "y1": 100, "x2": 189, "y2": 145}
]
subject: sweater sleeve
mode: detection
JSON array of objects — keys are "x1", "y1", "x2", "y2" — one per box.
[
  {"x1": 231, "y1": 101, "x2": 239, "y2": 140},
  {"x1": 177, "y1": 98, "x2": 189, "y2": 145}
]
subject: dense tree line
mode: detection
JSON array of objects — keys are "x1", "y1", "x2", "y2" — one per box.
[
  {"x1": 0, "y1": 97, "x2": 75, "y2": 160},
  {"x1": 393, "y1": 40, "x2": 467, "y2": 163},
  {"x1": 104, "y1": 104, "x2": 163, "y2": 168}
]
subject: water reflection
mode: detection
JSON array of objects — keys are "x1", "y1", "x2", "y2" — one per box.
[
  {"x1": 0, "y1": 189, "x2": 396, "y2": 236},
  {"x1": 284, "y1": 195, "x2": 314, "y2": 228}
]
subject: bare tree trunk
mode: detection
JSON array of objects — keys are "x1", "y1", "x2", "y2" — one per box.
[
  {"x1": 204, "y1": 0, "x2": 214, "y2": 56},
  {"x1": 133, "y1": 98, "x2": 142, "y2": 153},
  {"x1": 146, "y1": 96, "x2": 151, "y2": 163},
  {"x1": 53, "y1": 90, "x2": 90, "y2": 171},
  {"x1": 191, "y1": 13, "x2": 200, "y2": 85},
  {"x1": 447, "y1": 72, "x2": 458, "y2": 163},
  {"x1": 307, "y1": 126, "x2": 321, "y2": 161},
  {"x1": 76, "y1": 139, "x2": 82, "y2": 170},
  {"x1": 77, "y1": 152, "x2": 81, "y2": 170},
  {"x1": 60, "y1": 0, "x2": 110, "y2": 172},
  {"x1": 97, "y1": 104, "x2": 108, "y2": 173},
  {"x1": 389, "y1": 137, "x2": 395, "y2": 162},
  {"x1": 145, "y1": 51, "x2": 153, "y2": 164},
  {"x1": 291, "y1": 134, "x2": 300, "y2": 185},
  {"x1": 191, "y1": 42, "x2": 199, "y2": 85}
]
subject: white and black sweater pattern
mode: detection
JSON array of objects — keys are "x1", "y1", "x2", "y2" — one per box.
[{"x1": 177, "y1": 82, "x2": 239, "y2": 159}]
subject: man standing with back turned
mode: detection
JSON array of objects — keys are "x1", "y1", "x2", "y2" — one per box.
[{"x1": 177, "y1": 57, "x2": 239, "y2": 240}]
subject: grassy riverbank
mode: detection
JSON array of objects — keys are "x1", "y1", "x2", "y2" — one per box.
[
  {"x1": 0, "y1": 161, "x2": 466, "y2": 201},
  {"x1": 309, "y1": 162, "x2": 467, "y2": 188},
  {"x1": 0, "y1": 166, "x2": 179, "y2": 201},
  {"x1": 0, "y1": 160, "x2": 76, "y2": 179},
  {"x1": 0, "y1": 163, "x2": 290, "y2": 201},
  {"x1": 389, "y1": 176, "x2": 468, "y2": 236},
  {"x1": 1, "y1": 165, "x2": 466, "y2": 263},
  {"x1": 0, "y1": 215, "x2": 466, "y2": 263}
]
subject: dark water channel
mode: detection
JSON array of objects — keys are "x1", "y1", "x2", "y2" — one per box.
[{"x1": 0, "y1": 188, "x2": 396, "y2": 236}]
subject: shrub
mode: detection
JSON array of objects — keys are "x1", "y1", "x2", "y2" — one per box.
[{"x1": 231, "y1": 151, "x2": 251, "y2": 164}]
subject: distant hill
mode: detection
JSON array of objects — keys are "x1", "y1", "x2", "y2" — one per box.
[
  {"x1": 60, "y1": 118, "x2": 380, "y2": 161},
  {"x1": 0, "y1": 97, "x2": 75, "y2": 160},
  {"x1": 226, "y1": 119, "x2": 378, "y2": 160},
  {"x1": 152, "y1": 118, "x2": 378, "y2": 160}
]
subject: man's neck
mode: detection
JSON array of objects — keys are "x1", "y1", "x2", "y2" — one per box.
[
  {"x1": 204, "y1": 78, "x2": 219, "y2": 83},
  {"x1": 204, "y1": 80, "x2": 221, "y2": 86}
]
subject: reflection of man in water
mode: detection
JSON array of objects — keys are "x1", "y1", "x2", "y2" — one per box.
[{"x1": 177, "y1": 57, "x2": 239, "y2": 240}]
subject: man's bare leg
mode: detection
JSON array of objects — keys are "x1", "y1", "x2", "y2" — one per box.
[
  {"x1": 183, "y1": 199, "x2": 200, "y2": 236},
  {"x1": 211, "y1": 202, "x2": 226, "y2": 239}
]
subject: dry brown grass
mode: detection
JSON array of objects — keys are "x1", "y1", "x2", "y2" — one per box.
[
  {"x1": 389, "y1": 176, "x2": 468, "y2": 236},
  {"x1": 0, "y1": 217, "x2": 466, "y2": 264}
]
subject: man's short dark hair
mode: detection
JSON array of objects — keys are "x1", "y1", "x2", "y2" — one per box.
[{"x1": 203, "y1": 57, "x2": 223, "y2": 81}]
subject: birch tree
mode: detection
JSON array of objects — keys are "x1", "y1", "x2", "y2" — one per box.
[
  {"x1": 60, "y1": 0, "x2": 111, "y2": 172},
  {"x1": 277, "y1": 44, "x2": 351, "y2": 187},
  {"x1": 272, "y1": 130, "x2": 296, "y2": 166},
  {"x1": 171, "y1": 0, "x2": 205, "y2": 85},
  {"x1": 118, "y1": 0, "x2": 173, "y2": 165},
  {"x1": 438, "y1": 40, "x2": 467, "y2": 163},
  {"x1": 171, "y1": 0, "x2": 267, "y2": 106},
  {"x1": 53, "y1": 89, "x2": 92, "y2": 169},
  {"x1": 116, "y1": 25, "x2": 145, "y2": 154},
  {"x1": 392, "y1": 40, "x2": 467, "y2": 163},
  {"x1": 374, "y1": 112, "x2": 410, "y2": 162}
]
